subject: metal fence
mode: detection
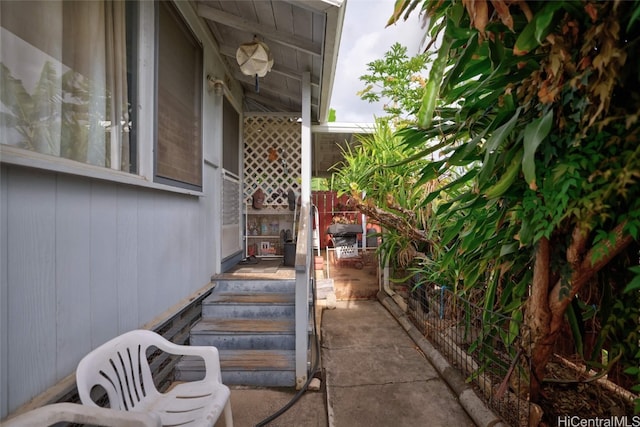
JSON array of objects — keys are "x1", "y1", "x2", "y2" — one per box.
[{"x1": 405, "y1": 277, "x2": 532, "y2": 426}]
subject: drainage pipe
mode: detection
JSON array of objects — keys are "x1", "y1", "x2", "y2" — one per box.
[{"x1": 380, "y1": 244, "x2": 407, "y2": 311}]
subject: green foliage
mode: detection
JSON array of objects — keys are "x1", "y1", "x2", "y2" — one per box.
[
  {"x1": 311, "y1": 177, "x2": 329, "y2": 191},
  {"x1": 358, "y1": 42, "x2": 430, "y2": 122},
  {"x1": 337, "y1": 0, "x2": 640, "y2": 403},
  {"x1": 401, "y1": 0, "x2": 639, "y2": 296},
  {"x1": 331, "y1": 119, "x2": 435, "y2": 267}
]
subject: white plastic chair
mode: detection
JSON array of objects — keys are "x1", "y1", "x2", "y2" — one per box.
[
  {"x1": 76, "y1": 329, "x2": 233, "y2": 427},
  {"x1": 2, "y1": 402, "x2": 161, "y2": 427}
]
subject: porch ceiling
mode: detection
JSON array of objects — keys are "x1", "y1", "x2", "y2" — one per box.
[
  {"x1": 312, "y1": 131, "x2": 358, "y2": 177},
  {"x1": 196, "y1": 0, "x2": 345, "y2": 124},
  {"x1": 311, "y1": 122, "x2": 374, "y2": 177}
]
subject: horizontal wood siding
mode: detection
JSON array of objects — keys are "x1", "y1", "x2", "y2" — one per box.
[{"x1": 1, "y1": 164, "x2": 217, "y2": 416}]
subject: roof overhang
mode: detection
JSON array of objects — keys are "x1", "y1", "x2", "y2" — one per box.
[
  {"x1": 197, "y1": 0, "x2": 346, "y2": 124},
  {"x1": 311, "y1": 122, "x2": 374, "y2": 177}
]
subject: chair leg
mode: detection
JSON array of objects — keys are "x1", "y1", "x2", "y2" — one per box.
[{"x1": 223, "y1": 400, "x2": 233, "y2": 427}]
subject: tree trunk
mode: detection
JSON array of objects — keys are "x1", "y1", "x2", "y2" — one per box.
[
  {"x1": 525, "y1": 222, "x2": 633, "y2": 402},
  {"x1": 524, "y1": 237, "x2": 552, "y2": 401}
]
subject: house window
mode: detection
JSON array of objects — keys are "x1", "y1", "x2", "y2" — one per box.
[
  {"x1": 0, "y1": 1, "x2": 137, "y2": 172},
  {"x1": 155, "y1": 1, "x2": 203, "y2": 190},
  {"x1": 222, "y1": 97, "x2": 241, "y2": 225},
  {"x1": 223, "y1": 97, "x2": 240, "y2": 175}
]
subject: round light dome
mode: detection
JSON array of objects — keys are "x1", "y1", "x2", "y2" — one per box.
[{"x1": 236, "y1": 40, "x2": 274, "y2": 78}]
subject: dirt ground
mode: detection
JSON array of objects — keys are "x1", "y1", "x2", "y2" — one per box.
[{"x1": 320, "y1": 249, "x2": 379, "y2": 300}]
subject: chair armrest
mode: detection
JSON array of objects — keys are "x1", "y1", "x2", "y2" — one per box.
[
  {"x1": 150, "y1": 337, "x2": 224, "y2": 383},
  {"x1": 3, "y1": 402, "x2": 162, "y2": 427}
]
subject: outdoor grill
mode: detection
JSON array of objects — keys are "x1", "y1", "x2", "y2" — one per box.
[{"x1": 327, "y1": 224, "x2": 364, "y2": 269}]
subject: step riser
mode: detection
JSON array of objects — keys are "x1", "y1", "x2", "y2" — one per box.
[
  {"x1": 212, "y1": 280, "x2": 294, "y2": 293},
  {"x1": 184, "y1": 279, "x2": 299, "y2": 388},
  {"x1": 175, "y1": 369, "x2": 295, "y2": 387},
  {"x1": 221, "y1": 371, "x2": 295, "y2": 387},
  {"x1": 202, "y1": 304, "x2": 294, "y2": 319},
  {"x1": 190, "y1": 333, "x2": 295, "y2": 350}
]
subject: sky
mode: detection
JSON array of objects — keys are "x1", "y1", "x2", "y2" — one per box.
[{"x1": 329, "y1": 0, "x2": 427, "y2": 123}]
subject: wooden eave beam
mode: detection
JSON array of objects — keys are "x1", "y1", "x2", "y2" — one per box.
[
  {"x1": 238, "y1": 75, "x2": 319, "y2": 110},
  {"x1": 244, "y1": 91, "x2": 299, "y2": 112},
  {"x1": 197, "y1": 4, "x2": 322, "y2": 57},
  {"x1": 219, "y1": 45, "x2": 320, "y2": 88}
]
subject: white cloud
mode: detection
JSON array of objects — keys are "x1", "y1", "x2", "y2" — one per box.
[{"x1": 330, "y1": 0, "x2": 425, "y2": 123}]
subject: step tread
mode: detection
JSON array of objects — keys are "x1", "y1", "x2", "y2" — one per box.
[
  {"x1": 191, "y1": 318, "x2": 295, "y2": 334},
  {"x1": 209, "y1": 280, "x2": 295, "y2": 293},
  {"x1": 181, "y1": 350, "x2": 295, "y2": 371},
  {"x1": 205, "y1": 292, "x2": 295, "y2": 305}
]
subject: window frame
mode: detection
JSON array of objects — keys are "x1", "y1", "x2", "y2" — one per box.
[
  {"x1": 152, "y1": 0, "x2": 204, "y2": 192},
  {"x1": 0, "y1": 0, "x2": 207, "y2": 197}
]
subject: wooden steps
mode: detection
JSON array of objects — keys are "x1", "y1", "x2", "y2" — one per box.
[{"x1": 176, "y1": 279, "x2": 297, "y2": 387}]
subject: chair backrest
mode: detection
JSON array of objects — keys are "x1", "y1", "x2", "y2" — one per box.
[{"x1": 76, "y1": 330, "x2": 162, "y2": 411}]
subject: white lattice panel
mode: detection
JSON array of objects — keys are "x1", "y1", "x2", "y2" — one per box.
[{"x1": 243, "y1": 114, "x2": 302, "y2": 206}]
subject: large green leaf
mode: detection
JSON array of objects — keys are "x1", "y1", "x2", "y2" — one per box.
[
  {"x1": 477, "y1": 109, "x2": 522, "y2": 186},
  {"x1": 417, "y1": 34, "x2": 452, "y2": 129},
  {"x1": 627, "y1": 1, "x2": 640, "y2": 32},
  {"x1": 623, "y1": 266, "x2": 640, "y2": 293},
  {"x1": 418, "y1": 159, "x2": 447, "y2": 183},
  {"x1": 441, "y1": 33, "x2": 479, "y2": 97},
  {"x1": 483, "y1": 149, "x2": 524, "y2": 199},
  {"x1": 441, "y1": 218, "x2": 466, "y2": 247},
  {"x1": 522, "y1": 109, "x2": 553, "y2": 190},
  {"x1": 514, "y1": 2, "x2": 563, "y2": 55},
  {"x1": 447, "y1": 134, "x2": 484, "y2": 165},
  {"x1": 534, "y1": 2, "x2": 564, "y2": 43},
  {"x1": 566, "y1": 298, "x2": 585, "y2": 358}
]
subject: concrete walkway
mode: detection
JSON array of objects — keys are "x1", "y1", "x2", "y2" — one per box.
[
  {"x1": 219, "y1": 290, "x2": 506, "y2": 427},
  {"x1": 322, "y1": 299, "x2": 476, "y2": 427}
]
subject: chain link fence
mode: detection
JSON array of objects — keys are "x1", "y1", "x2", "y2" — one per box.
[{"x1": 404, "y1": 276, "x2": 533, "y2": 426}]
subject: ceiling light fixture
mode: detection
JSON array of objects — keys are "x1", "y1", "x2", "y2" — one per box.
[{"x1": 236, "y1": 36, "x2": 273, "y2": 93}]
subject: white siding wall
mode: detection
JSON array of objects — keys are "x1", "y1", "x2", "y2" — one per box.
[
  {"x1": 0, "y1": 164, "x2": 218, "y2": 415},
  {"x1": 0, "y1": 0, "x2": 243, "y2": 417},
  {"x1": 1, "y1": 166, "x2": 9, "y2": 417}
]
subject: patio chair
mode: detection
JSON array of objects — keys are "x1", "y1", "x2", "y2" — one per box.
[
  {"x1": 76, "y1": 329, "x2": 233, "y2": 427},
  {"x1": 2, "y1": 402, "x2": 161, "y2": 426}
]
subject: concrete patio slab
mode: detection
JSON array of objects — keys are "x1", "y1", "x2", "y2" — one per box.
[
  {"x1": 215, "y1": 387, "x2": 327, "y2": 427},
  {"x1": 328, "y1": 380, "x2": 474, "y2": 427},
  {"x1": 322, "y1": 301, "x2": 475, "y2": 427},
  {"x1": 322, "y1": 345, "x2": 439, "y2": 385}
]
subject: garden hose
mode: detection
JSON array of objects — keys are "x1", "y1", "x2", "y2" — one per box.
[{"x1": 254, "y1": 278, "x2": 322, "y2": 427}]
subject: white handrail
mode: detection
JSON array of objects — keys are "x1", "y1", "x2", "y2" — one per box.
[{"x1": 294, "y1": 201, "x2": 313, "y2": 389}]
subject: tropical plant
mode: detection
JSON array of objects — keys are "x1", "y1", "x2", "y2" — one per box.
[
  {"x1": 396, "y1": 0, "x2": 640, "y2": 406},
  {"x1": 336, "y1": 0, "x2": 640, "y2": 410},
  {"x1": 358, "y1": 42, "x2": 430, "y2": 123},
  {"x1": 331, "y1": 119, "x2": 437, "y2": 268}
]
